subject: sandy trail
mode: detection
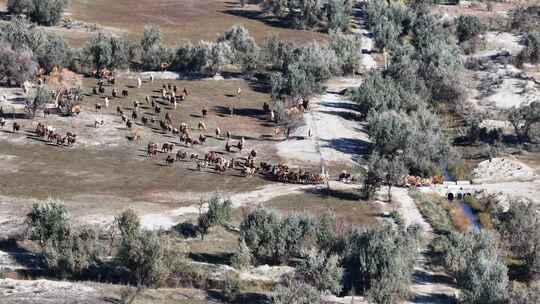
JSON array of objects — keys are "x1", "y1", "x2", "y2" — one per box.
[
  {"x1": 392, "y1": 188, "x2": 458, "y2": 304},
  {"x1": 276, "y1": 88, "x2": 371, "y2": 167}
]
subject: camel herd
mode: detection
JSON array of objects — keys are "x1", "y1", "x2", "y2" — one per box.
[{"x1": 1, "y1": 71, "x2": 332, "y2": 185}]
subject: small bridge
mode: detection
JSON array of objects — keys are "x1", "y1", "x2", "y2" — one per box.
[{"x1": 432, "y1": 181, "x2": 486, "y2": 201}]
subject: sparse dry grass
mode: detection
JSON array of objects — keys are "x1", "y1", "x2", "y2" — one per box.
[
  {"x1": 61, "y1": 0, "x2": 326, "y2": 46},
  {"x1": 257, "y1": 188, "x2": 380, "y2": 226}
]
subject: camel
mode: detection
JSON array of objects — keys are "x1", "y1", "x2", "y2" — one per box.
[
  {"x1": 162, "y1": 143, "x2": 174, "y2": 153},
  {"x1": 94, "y1": 119, "x2": 104, "y2": 128},
  {"x1": 199, "y1": 134, "x2": 206, "y2": 144},
  {"x1": 165, "y1": 113, "x2": 172, "y2": 124},
  {"x1": 175, "y1": 150, "x2": 187, "y2": 161},
  {"x1": 147, "y1": 142, "x2": 158, "y2": 157},
  {"x1": 198, "y1": 121, "x2": 207, "y2": 130}
]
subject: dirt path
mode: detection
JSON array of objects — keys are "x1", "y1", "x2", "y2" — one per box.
[
  {"x1": 276, "y1": 0, "x2": 375, "y2": 169},
  {"x1": 392, "y1": 188, "x2": 458, "y2": 304}
]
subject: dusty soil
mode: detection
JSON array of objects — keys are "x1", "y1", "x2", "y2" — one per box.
[
  {"x1": 472, "y1": 157, "x2": 537, "y2": 183},
  {"x1": 59, "y1": 0, "x2": 325, "y2": 46}
]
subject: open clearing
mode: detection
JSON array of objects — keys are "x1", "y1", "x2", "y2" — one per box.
[{"x1": 0, "y1": 0, "x2": 328, "y2": 46}]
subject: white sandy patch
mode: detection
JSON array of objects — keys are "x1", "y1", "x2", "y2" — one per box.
[
  {"x1": 139, "y1": 183, "x2": 325, "y2": 230},
  {"x1": 0, "y1": 154, "x2": 20, "y2": 173},
  {"x1": 0, "y1": 278, "x2": 96, "y2": 297},
  {"x1": 276, "y1": 92, "x2": 370, "y2": 167},
  {"x1": 484, "y1": 32, "x2": 524, "y2": 56},
  {"x1": 470, "y1": 64, "x2": 540, "y2": 110},
  {"x1": 472, "y1": 157, "x2": 536, "y2": 184}
]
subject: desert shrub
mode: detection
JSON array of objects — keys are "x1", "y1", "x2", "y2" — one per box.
[
  {"x1": 342, "y1": 224, "x2": 421, "y2": 303},
  {"x1": 43, "y1": 225, "x2": 100, "y2": 278},
  {"x1": 273, "y1": 276, "x2": 321, "y2": 304},
  {"x1": 409, "y1": 191, "x2": 454, "y2": 233},
  {"x1": 12, "y1": 0, "x2": 68, "y2": 26},
  {"x1": 26, "y1": 199, "x2": 71, "y2": 248},
  {"x1": 329, "y1": 31, "x2": 361, "y2": 75},
  {"x1": 81, "y1": 32, "x2": 132, "y2": 71},
  {"x1": 0, "y1": 42, "x2": 37, "y2": 86},
  {"x1": 262, "y1": 0, "x2": 352, "y2": 31},
  {"x1": 231, "y1": 238, "x2": 253, "y2": 270},
  {"x1": 174, "y1": 222, "x2": 198, "y2": 238},
  {"x1": 456, "y1": 15, "x2": 486, "y2": 43},
  {"x1": 197, "y1": 213, "x2": 211, "y2": 240},
  {"x1": 217, "y1": 25, "x2": 259, "y2": 72},
  {"x1": 115, "y1": 209, "x2": 141, "y2": 242},
  {"x1": 508, "y1": 281, "x2": 540, "y2": 304},
  {"x1": 350, "y1": 72, "x2": 419, "y2": 116},
  {"x1": 262, "y1": 34, "x2": 292, "y2": 70},
  {"x1": 314, "y1": 210, "x2": 339, "y2": 252},
  {"x1": 222, "y1": 272, "x2": 243, "y2": 302},
  {"x1": 26, "y1": 199, "x2": 101, "y2": 277},
  {"x1": 509, "y1": 5, "x2": 540, "y2": 32},
  {"x1": 296, "y1": 249, "x2": 343, "y2": 295},
  {"x1": 7, "y1": 0, "x2": 31, "y2": 14},
  {"x1": 240, "y1": 208, "x2": 317, "y2": 265},
  {"x1": 508, "y1": 101, "x2": 540, "y2": 143},
  {"x1": 440, "y1": 230, "x2": 508, "y2": 304},
  {"x1": 117, "y1": 229, "x2": 168, "y2": 287},
  {"x1": 139, "y1": 25, "x2": 172, "y2": 70},
  {"x1": 326, "y1": 0, "x2": 353, "y2": 32},
  {"x1": 517, "y1": 31, "x2": 540, "y2": 65},
  {"x1": 498, "y1": 200, "x2": 540, "y2": 276},
  {"x1": 367, "y1": 152, "x2": 408, "y2": 201},
  {"x1": 26, "y1": 85, "x2": 53, "y2": 117},
  {"x1": 33, "y1": 31, "x2": 71, "y2": 72},
  {"x1": 206, "y1": 195, "x2": 233, "y2": 226}
]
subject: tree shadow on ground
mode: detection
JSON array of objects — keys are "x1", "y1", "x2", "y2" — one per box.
[
  {"x1": 320, "y1": 137, "x2": 371, "y2": 163},
  {"x1": 189, "y1": 251, "x2": 233, "y2": 265},
  {"x1": 212, "y1": 105, "x2": 265, "y2": 119},
  {"x1": 302, "y1": 187, "x2": 364, "y2": 202},
  {"x1": 220, "y1": 9, "x2": 292, "y2": 30}
]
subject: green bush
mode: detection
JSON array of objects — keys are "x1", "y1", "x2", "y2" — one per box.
[{"x1": 10, "y1": 0, "x2": 69, "y2": 26}]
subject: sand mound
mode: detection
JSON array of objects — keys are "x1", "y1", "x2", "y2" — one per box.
[{"x1": 472, "y1": 157, "x2": 536, "y2": 184}]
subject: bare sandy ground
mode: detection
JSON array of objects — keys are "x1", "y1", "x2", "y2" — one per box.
[
  {"x1": 472, "y1": 157, "x2": 537, "y2": 183},
  {"x1": 0, "y1": 278, "x2": 103, "y2": 304},
  {"x1": 276, "y1": 90, "x2": 370, "y2": 168},
  {"x1": 470, "y1": 64, "x2": 540, "y2": 110},
  {"x1": 136, "y1": 181, "x2": 359, "y2": 230},
  {"x1": 391, "y1": 187, "x2": 458, "y2": 303}
]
